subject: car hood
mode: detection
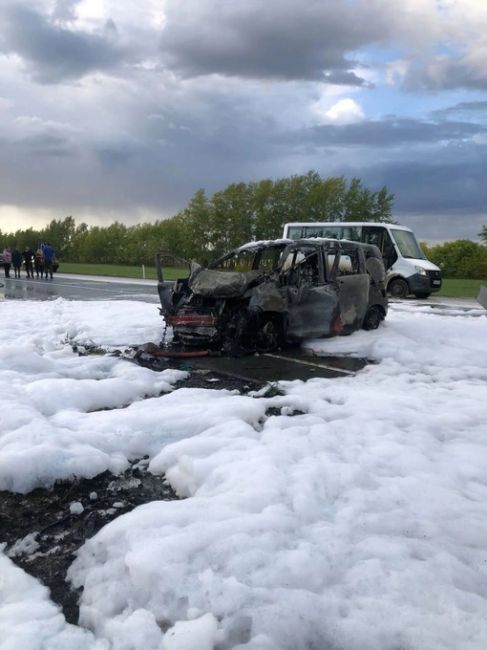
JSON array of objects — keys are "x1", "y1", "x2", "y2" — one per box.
[{"x1": 189, "y1": 269, "x2": 262, "y2": 298}]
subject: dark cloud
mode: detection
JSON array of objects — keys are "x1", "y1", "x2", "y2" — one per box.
[
  {"x1": 159, "y1": 0, "x2": 387, "y2": 82},
  {"x1": 431, "y1": 101, "x2": 487, "y2": 119},
  {"x1": 95, "y1": 144, "x2": 138, "y2": 166},
  {"x1": 307, "y1": 118, "x2": 485, "y2": 148},
  {"x1": 17, "y1": 132, "x2": 75, "y2": 157},
  {"x1": 0, "y1": 4, "x2": 129, "y2": 83}
]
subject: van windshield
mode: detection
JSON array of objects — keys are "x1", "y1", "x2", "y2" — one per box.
[{"x1": 390, "y1": 229, "x2": 425, "y2": 260}]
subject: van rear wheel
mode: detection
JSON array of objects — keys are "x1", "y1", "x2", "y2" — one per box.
[{"x1": 388, "y1": 278, "x2": 409, "y2": 299}]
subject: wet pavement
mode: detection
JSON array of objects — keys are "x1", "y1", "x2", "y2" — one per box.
[
  {"x1": 0, "y1": 274, "x2": 158, "y2": 303},
  {"x1": 187, "y1": 350, "x2": 368, "y2": 382}
]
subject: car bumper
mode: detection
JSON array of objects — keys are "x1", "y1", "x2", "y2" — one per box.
[{"x1": 408, "y1": 272, "x2": 442, "y2": 293}]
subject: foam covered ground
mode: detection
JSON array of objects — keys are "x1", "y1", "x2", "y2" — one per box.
[{"x1": 1, "y1": 298, "x2": 486, "y2": 650}]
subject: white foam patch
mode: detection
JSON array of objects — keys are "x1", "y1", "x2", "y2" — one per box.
[{"x1": 1, "y1": 299, "x2": 487, "y2": 649}]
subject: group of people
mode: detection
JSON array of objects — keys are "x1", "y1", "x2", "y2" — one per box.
[{"x1": 2, "y1": 244, "x2": 56, "y2": 280}]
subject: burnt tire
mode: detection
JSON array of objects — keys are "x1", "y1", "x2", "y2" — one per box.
[
  {"x1": 363, "y1": 307, "x2": 382, "y2": 331},
  {"x1": 236, "y1": 313, "x2": 283, "y2": 354},
  {"x1": 414, "y1": 292, "x2": 431, "y2": 299},
  {"x1": 256, "y1": 317, "x2": 281, "y2": 353},
  {"x1": 388, "y1": 277, "x2": 409, "y2": 299}
]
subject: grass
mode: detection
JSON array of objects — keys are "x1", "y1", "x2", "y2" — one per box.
[
  {"x1": 58, "y1": 262, "x2": 188, "y2": 281},
  {"x1": 58, "y1": 263, "x2": 486, "y2": 298},
  {"x1": 437, "y1": 278, "x2": 486, "y2": 298}
]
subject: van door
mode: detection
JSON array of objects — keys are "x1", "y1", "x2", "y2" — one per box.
[{"x1": 362, "y1": 226, "x2": 397, "y2": 270}]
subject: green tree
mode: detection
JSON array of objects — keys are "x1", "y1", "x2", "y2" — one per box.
[{"x1": 427, "y1": 240, "x2": 487, "y2": 279}]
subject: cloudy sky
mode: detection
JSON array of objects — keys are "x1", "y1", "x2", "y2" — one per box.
[{"x1": 0, "y1": 0, "x2": 486, "y2": 241}]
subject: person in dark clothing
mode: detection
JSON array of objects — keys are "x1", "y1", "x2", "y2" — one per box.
[
  {"x1": 12, "y1": 248, "x2": 22, "y2": 278},
  {"x1": 34, "y1": 248, "x2": 45, "y2": 279},
  {"x1": 42, "y1": 243, "x2": 55, "y2": 279},
  {"x1": 23, "y1": 247, "x2": 34, "y2": 278},
  {"x1": 2, "y1": 248, "x2": 12, "y2": 278}
]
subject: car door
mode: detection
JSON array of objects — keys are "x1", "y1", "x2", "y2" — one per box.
[
  {"x1": 282, "y1": 245, "x2": 339, "y2": 339},
  {"x1": 329, "y1": 246, "x2": 369, "y2": 333}
]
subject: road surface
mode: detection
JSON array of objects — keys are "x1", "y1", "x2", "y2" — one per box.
[{"x1": 0, "y1": 273, "x2": 159, "y2": 303}]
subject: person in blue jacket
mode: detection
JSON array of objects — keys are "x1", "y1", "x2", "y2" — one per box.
[{"x1": 42, "y1": 243, "x2": 55, "y2": 279}]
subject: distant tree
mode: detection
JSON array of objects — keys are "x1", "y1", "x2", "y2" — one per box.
[
  {"x1": 41, "y1": 216, "x2": 76, "y2": 258},
  {"x1": 427, "y1": 240, "x2": 487, "y2": 279},
  {"x1": 479, "y1": 225, "x2": 487, "y2": 245},
  {"x1": 209, "y1": 183, "x2": 254, "y2": 257},
  {"x1": 178, "y1": 189, "x2": 212, "y2": 261},
  {"x1": 343, "y1": 178, "x2": 394, "y2": 222}
]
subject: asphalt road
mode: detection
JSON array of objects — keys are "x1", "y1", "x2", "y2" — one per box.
[
  {"x1": 0, "y1": 273, "x2": 159, "y2": 303},
  {"x1": 1, "y1": 272, "x2": 483, "y2": 383}
]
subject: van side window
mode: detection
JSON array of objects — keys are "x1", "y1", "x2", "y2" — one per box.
[
  {"x1": 362, "y1": 226, "x2": 384, "y2": 249},
  {"x1": 342, "y1": 226, "x2": 362, "y2": 242}
]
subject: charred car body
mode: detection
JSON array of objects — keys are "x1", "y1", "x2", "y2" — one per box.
[{"x1": 156, "y1": 238, "x2": 388, "y2": 353}]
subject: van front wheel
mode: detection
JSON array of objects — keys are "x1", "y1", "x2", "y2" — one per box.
[{"x1": 388, "y1": 278, "x2": 409, "y2": 299}]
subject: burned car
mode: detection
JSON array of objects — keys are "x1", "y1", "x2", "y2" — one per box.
[{"x1": 156, "y1": 238, "x2": 387, "y2": 354}]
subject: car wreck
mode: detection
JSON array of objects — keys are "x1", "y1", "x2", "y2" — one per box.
[{"x1": 156, "y1": 238, "x2": 388, "y2": 354}]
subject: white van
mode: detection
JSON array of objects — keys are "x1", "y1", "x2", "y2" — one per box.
[{"x1": 282, "y1": 221, "x2": 442, "y2": 298}]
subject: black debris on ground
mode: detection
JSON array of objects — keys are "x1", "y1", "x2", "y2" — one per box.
[
  {"x1": 1, "y1": 345, "x2": 338, "y2": 628},
  {"x1": 0, "y1": 460, "x2": 178, "y2": 625}
]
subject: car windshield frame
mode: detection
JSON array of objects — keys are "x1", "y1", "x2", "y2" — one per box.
[{"x1": 211, "y1": 243, "x2": 287, "y2": 272}]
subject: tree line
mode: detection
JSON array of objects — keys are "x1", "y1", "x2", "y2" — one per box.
[
  {"x1": 0, "y1": 173, "x2": 393, "y2": 265},
  {"x1": 1, "y1": 170, "x2": 486, "y2": 278}
]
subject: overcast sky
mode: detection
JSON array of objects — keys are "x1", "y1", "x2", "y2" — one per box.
[{"x1": 0, "y1": 0, "x2": 486, "y2": 242}]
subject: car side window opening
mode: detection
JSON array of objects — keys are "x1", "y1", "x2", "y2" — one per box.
[
  {"x1": 280, "y1": 247, "x2": 323, "y2": 285},
  {"x1": 327, "y1": 247, "x2": 362, "y2": 279}
]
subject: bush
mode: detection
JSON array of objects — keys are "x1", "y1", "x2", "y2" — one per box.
[{"x1": 422, "y1": 240, "x2": 487, "y2": 279}]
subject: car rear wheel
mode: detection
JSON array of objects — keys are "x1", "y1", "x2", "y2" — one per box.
[
  {"x1": 388, "y1": 277, "x2": 409, "y2": 299},
  {"x1": 363, "y1": 306, "x2": 382, "y2": 331}
]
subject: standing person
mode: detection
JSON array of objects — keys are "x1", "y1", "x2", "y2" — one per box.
[
  {"x1": 23, "y1": 247, "x2": 34, "y2": 278},
  {"x1": 2, "y1": 247, "x2": 12, "y2": 278},
  {"x1": 12, "y1": 248, "x2": 22, "y2": 278},
  {"x1": 42, "y1": 242, "x2": 55, "y2": 279},
  {"x1": 34, "y1": 247, "x2": 45, "y2": 279}
]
